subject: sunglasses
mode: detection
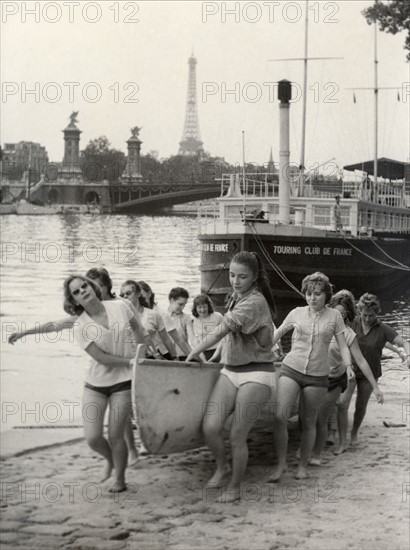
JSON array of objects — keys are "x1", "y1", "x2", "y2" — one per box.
[
  {"x1": 120, "y1": 289, "x2": 135, "y2": 298},
  {"x1": 72, "y1": 281, "x2": 89, "y2": 296}
]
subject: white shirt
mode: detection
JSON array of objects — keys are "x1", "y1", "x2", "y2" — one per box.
[
  {"x1": 74, "y1": 300, "x2": 135, "y2": 386},
  {"x1": 190, "y1": 312, "x2": 224, "y2": 351}
]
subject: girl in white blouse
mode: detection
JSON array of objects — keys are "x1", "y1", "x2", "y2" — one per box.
[
  {"x1": 188, "y1": 294, "x2": 223, "y2": 361},
  {"x1": 269, "y1": 272, "x2": 351, "y2": 482},
  {"x1": 64, "y1": 275, "x2": 149, "y2": 493}
]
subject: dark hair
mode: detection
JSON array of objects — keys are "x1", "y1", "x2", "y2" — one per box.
[
  {"x1": 357, "y1": 293, "x2": 381, "y2": 314},
  {"x1": 63, "y1": 275, "x2": 102, "y2": 316},
  {"x1": 192, "y1": 294, "x2": 215, "y2": 317},
  {"x1": 231, "y1": 251, "x2": 277, "y2": 319},
  {"x1": 86, "y1": 267, "x2": 116, "y2": 299},
  {"x1": 329, "y1": 290, "x2": 357, "y2": 322},
  {"x1": 169, "y1": 287, "x2": 189, "y2": 301},
  {"x1": 121, "y1": 279, "x2": 149, "y2": 308},
  {"x1": 137, "y1": 281, "x2": 156, "y2": 309},
  {"x1": 301, "y1": 272, "x2": 333, "y2": 303}
]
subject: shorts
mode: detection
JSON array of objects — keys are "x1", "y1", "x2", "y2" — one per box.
[
  {"x1": 279, "y1": 364, "x2": 329, "y2": 389},
  {"x1": 328, "y1": 372, "x2": 348, "y2": 393},
  {"x1": 221, "y1": 366, "x2": 276, "y2": 389},
  {"x1": 84, "y1": 380, "x2": 132, "y2": 397}
]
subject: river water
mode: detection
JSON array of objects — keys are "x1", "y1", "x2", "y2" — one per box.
[{"x1": 1, "y1": 214, "x2": 409, "y2": 431}]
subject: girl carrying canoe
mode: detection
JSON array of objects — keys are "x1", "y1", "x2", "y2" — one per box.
[{"x1": 187, "y1": 251, "x2": 277, "y2": 503}]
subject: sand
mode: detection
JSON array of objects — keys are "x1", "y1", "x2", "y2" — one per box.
[{"x1": 1, "y1": 360, "x2": 409, "y2": 550}]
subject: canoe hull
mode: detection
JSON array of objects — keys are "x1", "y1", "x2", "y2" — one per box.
[
  {"x1": 132, "y1": 348, "x2": 221, "y2": 454},
  {"x1": 132, "y1": 346, "x2": 283, "y2": 455}
]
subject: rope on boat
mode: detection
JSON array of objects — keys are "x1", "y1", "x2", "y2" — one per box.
[
  {"x1": 342, "y1": 237, "x2": 410, "y2": 272},
  {"x1": 205, "y1": 256, "x2": 231, "y2": 295},
  {"x1": 250, "y1": 225, "x2": 305, "y2": 297},
  {"x1": 368, "y1": 238, "x2": 409, "y2": 269}
]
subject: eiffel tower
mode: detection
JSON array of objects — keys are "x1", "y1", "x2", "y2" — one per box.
[{"x1": 178, "y1": 55, "x2": 204, "y2": 156}]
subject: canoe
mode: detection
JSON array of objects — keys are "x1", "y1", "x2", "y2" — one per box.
[{"x1": 132, "y1": 345, "x2": 283, "y2": 455}]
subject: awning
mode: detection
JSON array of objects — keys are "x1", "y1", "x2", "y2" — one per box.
[{"x1": 343, "y1": 158, "x2": 409, "y2": 180}]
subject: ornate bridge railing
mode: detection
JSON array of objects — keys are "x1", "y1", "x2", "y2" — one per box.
[{"x1": 110, "y1": 180, "x2": 228, "y2": 213}]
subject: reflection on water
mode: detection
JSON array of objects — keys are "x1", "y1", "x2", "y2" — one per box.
[{"x1": 1, "y1": 214, "x2": 409, "y2": 430}]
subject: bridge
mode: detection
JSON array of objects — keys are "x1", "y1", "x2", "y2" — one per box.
[{"x1": 110, "y1": 180, "x2": 228, "y2": 213}]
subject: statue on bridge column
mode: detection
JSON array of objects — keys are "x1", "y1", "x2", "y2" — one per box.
[
  {"x1": 68, "y1": 111, "x2": 79, "y2": 127},
  {"x1": 131, "y1": 126, "x2": 142, "y2": 138}
]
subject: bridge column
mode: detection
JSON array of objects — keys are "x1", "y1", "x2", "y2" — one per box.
[{"x1": 121, "y1": 127, "x2": 143, "y2": 184}]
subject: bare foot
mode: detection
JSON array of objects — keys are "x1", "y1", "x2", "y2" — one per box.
[
  {"x1": 333, "y1": 443, "x2": 348, "y2": 455},
  {"x1": 308, "y1": 457, "x2": 321, "y2": 466},
  {"x1": 216, "y1": 484, "x2": 240, "y2": 503},
  {"x1": 207, "y1": 465, "x2": 231, "y2": 488},
  {"x1": 268, "y1": 464, "x2": 288, "y2": 483},
  {"x1": 138, "y1": 443, "x2": 149, "y2": 457},
  {"x1": 108, "y1": 481, "x2": 127, "y2": 493},
  {"x1": 295, "y1": 466, "x2": 310, "y2": 479},
  {"x1": 350, "y1": 433, "x2": 359, "y2": 446},
  {"x1": 100, "y1": 461, "x2": 113, "y2": 483},
  {"x1": 128, "y1": 451, "x2": 139, "y2": 467}
]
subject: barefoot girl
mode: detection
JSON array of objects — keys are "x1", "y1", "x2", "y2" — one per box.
[
  {"x1": 187, "y1": 251, "x2": 277, "y2": 502},
  {"x1": 337, "y1": 293, "x2": 409, "y2": 448},
  {"x1": 269, "y1": 272, "x2": 351, "y2": 481},
  {"x1": 63, "y1": 274, "x2": 150, "y2": 492},
  {"x1": 8, "y1": 267, "x2": 155, "y2": 467},
  {"x1": 310, "y1": 290, "x2": 384, "y2": 463}
]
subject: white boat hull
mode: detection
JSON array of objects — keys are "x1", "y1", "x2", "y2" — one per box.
[{"x1": 132, "y1": 345, "x2": 282, "y2": 455}]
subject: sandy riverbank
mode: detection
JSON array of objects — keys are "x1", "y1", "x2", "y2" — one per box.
[{"x1": 1, "y1": 361, "x2": 409, "y2": 550}]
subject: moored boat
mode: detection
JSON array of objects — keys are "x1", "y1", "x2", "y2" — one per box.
[{"x1": 199, "y1": 166, "x2": 410, "y2": 314}]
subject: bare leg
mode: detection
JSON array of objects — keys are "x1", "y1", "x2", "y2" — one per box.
[
  {"x1": 351, "y1": 378, "x2": 374, "y2": 445},
  {"x1": 203, "y1": 374, "x2": 237, "y2": 488},
  {"x1": 334, "y1": 378, "x2": 356, "y2": 455},
  {"x1": 311, "y1": 387, "x2": 342, "y2": 463},
  {"x1": 107, "y1": 390, "x2": 132, "y2": 492},
  {"x1": 297, "y1": 386, "x2": 327, "y2": 478},
  {"x1": 270, "y1": 375, "x2": 300, "y2": 482},
  {"x1": 219, "y1": 382, "x2": 271, "y2": 503},
  {"x1": 326, "y1": 405, "x2": 338, "y2": 445},
  {"x1": 124, "y1": 418, "x2": 139, "y2": 466},
  {"x1": 82, "y1": 387, "x2": 113, "y2": 481}
]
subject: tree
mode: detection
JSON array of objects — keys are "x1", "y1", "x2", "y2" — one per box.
[
  {"x1": 80, "y1": 136, "x2": 126, "y2": 183},
  {"x1": 362, "y1": 0, "x2": 410, "y2": 61},
  {"x1": 140, "y1": 152, "x2": 163, "y2": 181}
]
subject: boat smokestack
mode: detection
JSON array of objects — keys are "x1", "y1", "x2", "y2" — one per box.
[{"x1": 278, "y1": 79, "x2": 291, "y2": 224}]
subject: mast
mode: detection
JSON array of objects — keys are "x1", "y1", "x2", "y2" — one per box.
[
  {"x1": 299, "y1": 0, "x2": 309, "y2": 190},
  {"x1": 374, "y1": 15, "x2": 378, "y2": 198},
  {"x1": 242, "y1": 130, "x2": 247, "y2": 214},
  {"x1": 269, "y1": 0, "x2": 342, "y2": 198}
]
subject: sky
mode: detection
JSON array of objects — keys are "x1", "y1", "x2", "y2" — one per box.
[{"x1": 1, "y1": 0, "x2": 409, "y2": 174}]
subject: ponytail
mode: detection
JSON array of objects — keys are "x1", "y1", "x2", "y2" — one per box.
[{"x1": 252, "y1": 252, "x2": 277, "y2": 320}]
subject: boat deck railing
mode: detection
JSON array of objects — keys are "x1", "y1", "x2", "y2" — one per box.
[
  {"x1": 219, "y1": 172, "x2": 408, "y2": 208},
  {"x1": 198, "y1": 197, "x2": 410, "y2": 236}
]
